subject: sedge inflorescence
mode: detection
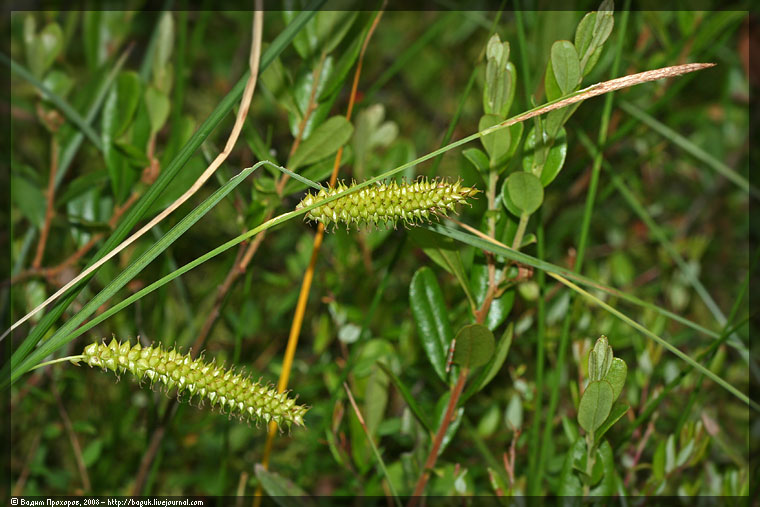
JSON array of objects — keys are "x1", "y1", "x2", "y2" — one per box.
[
  {"x1": 296, "y1": 177, "x2": 479, "y2": 230},
  {"x1": 82, "y1": 339, "x2": 308, "y2": 429}
]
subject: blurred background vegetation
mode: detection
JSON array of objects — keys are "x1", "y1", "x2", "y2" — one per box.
[{"x1": 5, "y1": 4, "x2": 754, "y2": 499}]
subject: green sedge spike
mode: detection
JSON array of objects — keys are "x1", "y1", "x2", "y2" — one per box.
[
  {"x1": 81, "y1": 339, "x2": 308, "y2": 429},
  {"x1": 296, "y1": 177, "x2": 480, "y2": 230}
]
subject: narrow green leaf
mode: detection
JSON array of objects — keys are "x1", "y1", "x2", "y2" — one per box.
[
  {"x1": 590, "y1": 1, "x2": 615, "y2": 54},
  {"x1": 435, "y1": 392, "x2": 465, "y2": 456},
  {"x1": 653, "y1": 440, "x2": 666, "y2": 480},
  {"x1": 574, "y1": 12, "x2": 597, "y2": 60},
  {"x1": 578, "y1": 380, "x2": 614, "y2": 433},
  {"x1": 81, "y1": 438, "x2": 103, "y2": 468},
  {"x1": 470, "y1": 262, "x2": 514, "y2": 330},
  {"x1": 522, "y1": 126, "x2": 568, "y2": 186},
  {"x1": 152, "y1": 12, "x2": 174, "y2": 92},
  {"x1": 26, "y1": 19, "x2": 64, "y2": 78},
  {"x1": 665, "y1": 434, "x2": 676, "y2": 474},
  {"x1": 364, "y1": 365, "x2": 390, "y2": 436},
  {"x1": 452, "y1": 324, "x2": 495, "y2": 369},
  {"x1": 483, "y1": 35, "x2": 514, "y2": 117},
  {"x1": 409, "y1": 267, "x2": 453, "y2": 383},
  {"x1": 408, "y1": 229, "x2": 475, "y2": 309},
  {"x1": 376, "y1": 362, "x2": 433, "y2": 434},
  {"x1": 479, "y1": 114, "x2": 511, "y2": 168},
  {"x1": 676, "y1": 438, "x2": 695, "y2": 468},
  {"x1": 588, "y1": 336, "x2": 613, "y2": 381},
  {"x1": 10, "y1": 162, "x2": 270, "y2": 383},
  {"x1": 550, "y1": 40, "x2": 581, "y2": 95},
  {"x1": 504, "y1": 392, "x2": 523, "y2": 430},
  {"x1": 603, "y1": 357, "x2": 627, "y2": 401},
  {"x1": 144, "y1": 85, "x2": 170, "y2": 136},
  {"x1": 289, "y1": 115, "x2": 353, "y2": 171},
  {"x1": 315, "y1": 11, "x2": 358, "y2": 55}
]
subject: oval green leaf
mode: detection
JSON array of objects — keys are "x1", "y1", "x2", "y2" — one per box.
[
  {"x1": 550, "y1": 40, "x2": 581, "y2": 95},
  {"x1": 103, "y1": 71, "x2": 142, "y2": 139},
  {"x1": 503, "y1": 172, "x2": 544, "y2": 215},
  {"x1": 577, "y1": 380, "x2": 614, "y2": 433},
  {"x1": 409, "y1": 267, "x2": 454, "y2": 383},
  {"x1": 452, "y1": 323, "x2": 495, "y2": 369},
  {"x1": 603, "y1": 357, "x2": 627, "y2": 401},
  {"x1": 462, "y1": 148, "x2": 490, "y2": 173},
  {"x1": 289, "y1": 115, "x2": 353, "y2": 171},
  {"x1": 521, "y1": 126, "x2": 568, "y2": 186},
  {"x1": 144, "y1": 85, "x2": 170, "y2": 136}
]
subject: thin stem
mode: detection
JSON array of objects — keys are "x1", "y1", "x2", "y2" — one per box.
[
  {"x1": 409, "y1": 365, "x2": 470, "y2": 504},
  {"x1": 52, "y1": 381, "x2": 91, "y2": 492},
  {"x1": 344, "y1": 382, "x2": 402, "y2": 507},
  {"x1": 527, "y1": 208, "x2": 546, "y2": 487},
  {"x1": 29, "y1": 355, "x2": 85, "y2": 371},
  {"x1": 511, "y1": 211, "x2": 530, "y2": 250},
  {"x1": 32, "y1": 138, "x2": 60, "y2": 269}
]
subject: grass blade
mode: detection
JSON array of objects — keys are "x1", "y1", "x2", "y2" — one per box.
[
  {"x1": 575, "y1": 128, "x2": 749, "y2": 359},
  {"x1": 4, "y1": 53, "x2": 104, "y2": 152},
  {"x1": 6, "y1": 6, "x2": 323, "y2": 369},
  {"x1": 424, "y1": 227, "x2": 752, "y2": 408},
  {"x1": 619, "y1": 100, "x2": 757, "y2": 199},
  {"x1": 376, "y1": 362, "x2": 433, "y2": 435},
  {"x1": 9, "y1": 163, "x2": 275, "y2": 383},
  {"x1": 343, "y1": 383, "x2": 402, "y2": 506},
  {"x1": 547, "y1": 273, "x2": 755, "y2": 410},
  {"x1": 430, "y1": 224, "x2": 722, "y2": 342}
]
